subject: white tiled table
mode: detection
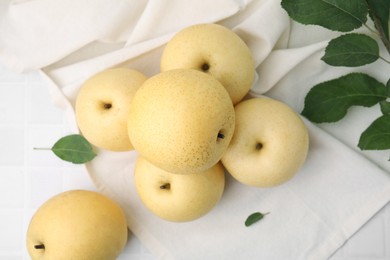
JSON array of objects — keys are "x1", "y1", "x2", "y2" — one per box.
[{"x1": 0, "y1": 64, "x2": 389, "y2": 259}]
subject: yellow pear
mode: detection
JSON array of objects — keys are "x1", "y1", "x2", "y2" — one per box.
[
  {"x1": 134, "y1": 156, "x2": 225, "y2": 222},
  {"x1": 75, "y1": 68, "x2": 147, "y2": 151},
  {"x1": 221, "y1": 97, "x2": 309, "y2": 187},
  {"x1": 26, "y1": 190, "x2": 128, "y2": 260},
  {"x1": 161, "y1": 23, "x2": 255, "y2": 105},
  {"x1": 128, "y1": 69, "x2": 235, "y2": 175}
]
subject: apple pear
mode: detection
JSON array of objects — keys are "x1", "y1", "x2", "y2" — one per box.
[
  {"x1": 26, "y1": 190, "x2": 128, "y2": 260},
  {"x1": 134, "y1": 156, "x2": 225, "y2": 222},
  {"x1": 221, "y1": 97, "x2": 309, "y2": 187},
  {"x1": 160, "y1": 23, "x2": 255, "y2": 105},
  {"x1": 75, "y1": 67, "x2": 147, "y2": 151},
  {"x1": 128, "y1": 69, "x2": 235, "y2": 175}
]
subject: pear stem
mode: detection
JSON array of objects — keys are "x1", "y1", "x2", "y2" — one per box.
[
  {"x1": 201, "y1": 63, "x2": 210, "y2": 72},
  {"x1": 160, "y1": 183, "x2": 171, "y2": 190},
  {"x1": 103, "y1": 103, "x2": 112, "y2": 109},
  {"x1": 255, "y1": 143, "x2": 263, "y2": 150},
  {"x1": 217, "y1": 133, "x2": 225, "y2": 139},
  {"x1": 34, "y1": 244, "x2": 45, "y2": 250}
]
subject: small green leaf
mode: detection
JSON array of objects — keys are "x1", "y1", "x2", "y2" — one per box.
[
  {"x1": 51, "y1": 134, "x2": 96, "y2": 164},
  {"x1": 302, "y1": 73, "x2": 387, "y2": 123},
  {"x1": 281, "y1": 0, "x2": 368, "y2": 32},
  {"x1": 358, "y1": 115, "x2": 390, "y2": 150},
  {"x1": 245, "y1": 212, "x2": 269, "y2": 227},
  {"x1": 322, "y1": 33, "x2": 379, "y2": 67},
  {"x1": 380, "y1": 101, "x2": 390, "y2": 115}
]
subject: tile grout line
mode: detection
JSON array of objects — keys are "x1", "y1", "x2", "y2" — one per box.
[
  {"x1": 22, "y1": 74, "x2": 30, "y2": 259},
  {"x1": 386, "y1": 203, "x2": 390, "y2": 258}
]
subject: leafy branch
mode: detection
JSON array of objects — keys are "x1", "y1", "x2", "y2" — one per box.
[{"x1": 281, "y1": 0, "x2": 390, "y2": 161}]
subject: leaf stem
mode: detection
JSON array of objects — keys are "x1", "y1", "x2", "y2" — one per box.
[
  {"x1": 363, "y1": 23, "x2": 379, "y2": 35},
  {"x1": 379, "y1": 56, "x2": 390, "y2": 64},
  {"x1": 33, "y1": 147, "x2": 52, "y2": 151},
  {"x1": 365, "y1": 4, "x2": 390, "y2": 55}
]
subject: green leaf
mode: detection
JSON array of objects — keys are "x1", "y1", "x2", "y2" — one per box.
[
  {"x1": 358, "y1": 114, "x2": 390, "y2": 150},
  {"x1": 302, "y1": 73, "x2": 387, "y2": 123},
  {"x1": 51, "y1": 134, "x2": 97, "y2": 164},
  {"x1": 281, "y1": 0, "x2": 368, "y2": 32},
  {"x1": 245, "y1": 212, "x2": 269, "y2": 227},
  {"x1": 380, "y1": 101, "x2": 390, "y2": 115},
  {"x1": 366, "y1": 0, "x2": 390, "y2": 40},
  {"x1": 387, "y1": 78, "x2": 390, "y2": 96},
  {"x1": 322, "y1": 33, "x2": 379, "y2": 67}
]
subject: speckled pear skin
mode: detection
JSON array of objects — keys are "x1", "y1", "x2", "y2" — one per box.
[{"x1": 128, "y1": 69, "x2": 235, "y2": 175}]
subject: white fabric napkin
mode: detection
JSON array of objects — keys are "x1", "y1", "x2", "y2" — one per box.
[{"x1": 1, "y1": 0, "x2": 390, "y2": 259}]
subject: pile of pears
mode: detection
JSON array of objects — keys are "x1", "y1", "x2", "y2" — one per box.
[{"x1": 75, "y1": 23, "x2": 309, "y2": 222}]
